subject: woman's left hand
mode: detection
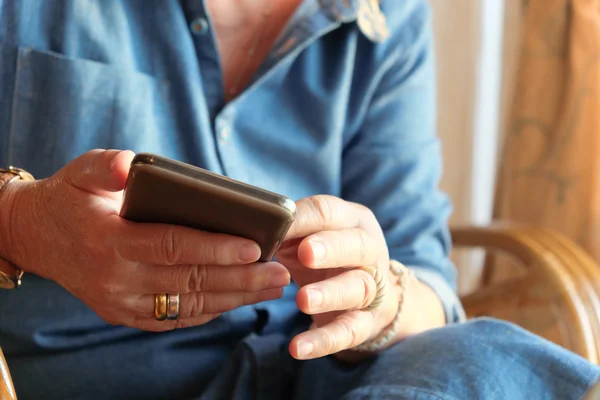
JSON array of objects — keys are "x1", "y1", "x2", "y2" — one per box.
[{"x1": 276, "y1": 195, "x2": 409, "y2": 360}]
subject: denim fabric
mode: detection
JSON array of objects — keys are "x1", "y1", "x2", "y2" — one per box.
[
  {"x1": 200, "y1": 318, "x2": 600, "y2": 400},
  {"x1": 0, "y1": 0, "x2": 597, "y2": 399},
  {"x1": 0, "y1": 0, "x2": 462, "y2": 323}
]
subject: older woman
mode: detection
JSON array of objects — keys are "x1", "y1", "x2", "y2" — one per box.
[{"x1": 0, "y1": 0, "x2": 598, "y2": 399}]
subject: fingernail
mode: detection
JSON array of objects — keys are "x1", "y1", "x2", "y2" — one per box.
[
  {"x1": 297, "y1": 341, "x2": 314, "y2": 358},
  {"x1": 239, "y1": 243, "x2": 261, "y2": 262},
  {"x1": 307, "y1": 288, "x2": 323, "y2": 308},
  {"x1": 310, "y1": 241, "x2": 326, "y2": 263},
  {"x1": 268, "y1": 271, "x2": 290, "y2": 288}
]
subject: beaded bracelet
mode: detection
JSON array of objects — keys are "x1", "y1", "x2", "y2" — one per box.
[{"x1": 352, "y1": 260, "x2": 414, "y2": 352}]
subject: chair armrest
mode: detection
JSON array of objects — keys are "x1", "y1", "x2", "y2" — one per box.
[
  {"x1": 452, "y1": 223, "x2": 600, "y2": 364},
  {"x1": 0, "y1": 347, "x2": 17, "y2": 400}
]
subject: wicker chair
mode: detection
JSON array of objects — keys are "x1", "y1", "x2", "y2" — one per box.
[
  {"x1": 2, "y1": 224, "x2": 600, "y2": 399},
  {"x1": 454, "y1": 224, "x2": 600, "y2": 364}
]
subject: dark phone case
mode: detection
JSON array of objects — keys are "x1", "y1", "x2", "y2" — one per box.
[{"x1": 119, "y1": 153, "x2": 296, "y2": 262}]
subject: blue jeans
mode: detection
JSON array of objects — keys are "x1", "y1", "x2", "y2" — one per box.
[{"x1": 200, "y1": 318, "x2": 600, "y2": 400}]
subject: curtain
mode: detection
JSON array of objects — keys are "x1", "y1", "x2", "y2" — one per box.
[{"x1": 494, "y1": 0, "x2": 600, "y2": 261}]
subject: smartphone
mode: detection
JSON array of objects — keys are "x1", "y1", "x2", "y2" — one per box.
[{"x1": 119, "y1": 153, "x2": 296, "y2": 262}]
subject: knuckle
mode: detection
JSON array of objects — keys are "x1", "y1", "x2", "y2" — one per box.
[
  {"x1": 210, "y1": 241, "x2": 222, "y2": 264},
  {"x1": 319, "y1": 329, "x2": 338, "y2": 355},
  {"x1": 159, "y1": 228, "x2": 179, "y2": 265},
  {"x1": 307, "y1": 195, "x2": 333, "y2": 225},
  {"x1": 187, "y1": 265, "x2": 208, "y2": 292},
  {"x1": 240, "y1": 293, "x2": 252, "y2": 308},
  {"x1": 338, "y1": 315, "x2": 360, "y2": 347},
  {"x1": 332, "y1": 235, "x2": 347, "y2": 260},
  {"x1": 356, "y1": 229, "x2": 371, "y2": 262},
  {"x1": 243, "y1": 270, "x2": 259, "y2": 292},
  {"x1": 95, "y1": 279, "x2": 113, "y2": 295},
  {"x1": 97, "y1": 284, "x2": 117, "y2": 299},
  {"x1": 330, "y1": 285, "x2": 345, "y2": 310},
  {"x1": 97, "y1": 274, "x2": 121, "y2": 296},
  {"x1": 127, "y1": 298, "x2": 150, "y2": 317},
  {"x1": 188, "y1": 292, "x2": 206, "y2": 317}
]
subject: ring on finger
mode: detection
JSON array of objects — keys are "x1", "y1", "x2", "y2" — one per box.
[
  {"x1": 166, "y1": 293, "x2": 180, "y2": 320},
  {"x1": 154, "y1": 293, "x2": 168, "y2": 321},
  {"x1": 357, "y1": 266, "x2": 387, "y2": 311}
]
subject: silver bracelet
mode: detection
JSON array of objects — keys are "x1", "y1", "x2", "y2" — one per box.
[{"x1": 352, "y1": 260, "x2": 414, "y2": 352}]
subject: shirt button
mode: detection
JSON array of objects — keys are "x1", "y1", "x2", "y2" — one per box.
[
  {"x1": 190, "y1": 17, "x2": 209, "y2": 35},
  {"x1": 219, "y1": 126, "x2": 231, "y2": 143}
]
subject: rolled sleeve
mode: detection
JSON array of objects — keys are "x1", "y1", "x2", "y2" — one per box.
[{"x1": 341, "y1": 0, "x2": 464, "y2": 327}]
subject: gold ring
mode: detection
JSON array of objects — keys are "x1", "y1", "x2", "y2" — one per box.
[
  {"x1": 166, "y1": 293, "x2": 180, "y2": 320},
  {"x1": 357, "y1": 266, "x2": 387, "y2": 311},
  {"x1": 154, "y1": 293, "x2": 167, "y2": 321}
]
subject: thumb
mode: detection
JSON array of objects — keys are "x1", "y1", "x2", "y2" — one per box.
[{"x1": 60, "y1": 149, "x2": 135, "y2": 195}]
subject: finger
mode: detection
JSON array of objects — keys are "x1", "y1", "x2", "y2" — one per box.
[
  {"x1": 62, "y1": 149, "x2": 135, "y2": 195},
  {"x1": 132, "y1": 262, "x2": 290, "y2": 294},
  {"x1": 127, "y1": 288, "x2": 284, "y2": 319},
  {"x1": 289, "y1": 310, "x2": 374, "y2": 359},
  {"x1": 296, "y1": 268, "x2": 377, "y2": 314},
  {"x1": 112, "y1": 219, "x2": 261, "y2": 266},
  {"x1": 297, "y1": 228, "x2": 380, "y2": 268},
  {"x1": 273, "y1": 242, "x2": 305, "y2": 273},
  {"x1": 284, "y1": 196, "x2": 360, "y2": 240}
]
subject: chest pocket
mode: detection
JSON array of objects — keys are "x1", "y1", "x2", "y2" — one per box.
[{"x1": 0, "y1": 44, "x2": 174, "y2": 178}]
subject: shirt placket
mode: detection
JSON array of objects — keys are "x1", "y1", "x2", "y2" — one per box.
[
  {"x1": 179, "y1": 0, "x2": 365, "y2": 180},
  {"x1": 183, "y1": 2, "x2": 225, "y2": 123},
  {"x1": 214, "y1": 0, "x2": 360, "y2": 181}
]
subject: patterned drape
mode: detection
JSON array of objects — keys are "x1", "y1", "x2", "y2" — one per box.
[{"x1": 494, "y1": 0, "x2": 600, "y2": 261}]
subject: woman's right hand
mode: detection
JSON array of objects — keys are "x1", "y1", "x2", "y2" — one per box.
[{"x1": 0, "y1": 150, "x2": 290, "y2": 331}]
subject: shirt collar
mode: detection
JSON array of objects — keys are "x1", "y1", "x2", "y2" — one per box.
[{"x1": 318, "y1": 0, "x2": 390, "y2": 42}]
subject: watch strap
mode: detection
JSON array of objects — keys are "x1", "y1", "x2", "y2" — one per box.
[
  {"x1": 0, "y1": 260, "x2": 23, "y2": 289},
  {"x1": 0, "y1": 173, "x2": 19, "y2": 194},
  {"x1": 0, "y1": 167, "x2": 33, "y2": 289}
]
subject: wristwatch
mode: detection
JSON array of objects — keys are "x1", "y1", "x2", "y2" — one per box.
[{"x1": 0, "y1": 167, "x2": 34, "y2": 289}]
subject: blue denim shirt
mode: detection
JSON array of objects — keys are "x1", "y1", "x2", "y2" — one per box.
[{"x1": 0, "y1": 0, "x2": 465, "y2": 398}]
